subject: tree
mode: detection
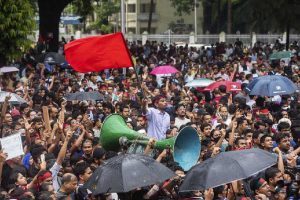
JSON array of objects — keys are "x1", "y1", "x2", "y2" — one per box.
[
  {"x1": 147, "y1": 0, "x2": 155, "y2": 33},
  {"x1": 86, "y1": 1, "x2": 120, "y2": 34},
  {"x1": 170, "y1": 0, "x2": 195, "y2": 15},
  {"x1": 233, "y1": 0, "x2": 300, "y2": 49},
  {"x1": 227, "y1": 0, "x2": 232, "y2": 34},
  {"x1": 0, "y1": 0, "x2": 35, "y2": 66},
  {"x1": 38, "y1": 0, "x2": 73, "y2": 52},
  {"x1": 72, "y1": 0, "x2": 94, "y2": 32},
  {"x1": 169, "y1": 0, "x2": 223, "y2": 33}
]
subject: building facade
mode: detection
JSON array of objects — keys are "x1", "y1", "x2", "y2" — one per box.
[{"x1": 122, "y1": 0, "x2": 203, "y2": 34}]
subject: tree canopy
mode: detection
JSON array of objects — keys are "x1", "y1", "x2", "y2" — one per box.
[
  {"x1": 85, "y1": 0, "x2": 120, "y2": 34},
  {"x1": 0, "y1": 0, "x2": 35, "y2": 65},
  {"x1": 233, "y1": 0, "x2": 300, "y2": 33}
]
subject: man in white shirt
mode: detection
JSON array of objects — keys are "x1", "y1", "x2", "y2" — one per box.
[{"x1": 174, "y1": 104, "x2": 190, "y2": 129}]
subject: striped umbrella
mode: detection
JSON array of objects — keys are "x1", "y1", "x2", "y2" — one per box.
[
  {"x1": 0, "y1": 91, "x2": 26, "y2": 104},
  {"x1": 185, "y1": 78, "x2": 215, "y2": 88}
]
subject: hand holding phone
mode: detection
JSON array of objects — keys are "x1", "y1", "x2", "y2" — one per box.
[{"x1": 40, "y1": 154, "x2": 45, "y2": 163}]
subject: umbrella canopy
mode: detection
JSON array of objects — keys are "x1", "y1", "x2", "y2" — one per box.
[
  {"x1": 150, "y1": 65, "x2": 179, "y2": 75},
  {"x1": 44, "y1": 52, "x2": 66, "y2": 65},
  {"x1": 269, "y1": 51, "x2": 293, "y2": 60},
  {"x1": 0, "y1": 66, "x2": 19, "y2": 73},
  {"x1": 245, "y1": 75, "x2": 298, "y2": 96},
  {"x1": 204, "y1": 81, "x2": 241, "y2": 92},
  {"x1": 185, "y1": 78, "x2": 215, "y2": 88},
  {"x1": 84, "y1": 153, "x2": 175, "y2": 195},
  {"x1": 179, "y1": 148, "x2": 277, "y2": 192},
  {"x1": 0, "y1": 92, "x2": 27, "y2": 104},
  {"x1": 65, "y1": 91, "x2": 104, "y2": 101}
]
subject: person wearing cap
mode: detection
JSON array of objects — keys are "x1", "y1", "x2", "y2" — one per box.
[
  {"x1": 250, "y1": 177, "x2": 272, "y2": 199},
  {"x1": 234, "y1": 83, "x2": 250, "y2": 103},
  {"x1": 98, "y1": 83, "x2": 107, "y2": 96}
]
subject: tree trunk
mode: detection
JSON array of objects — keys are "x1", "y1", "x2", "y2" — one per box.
[
  {"x1": 38, "y1": 0, "x2": 73, "y2": 52},
  {"x1": 227, "y1": 0, "x2": 232, "y2": 34},
  {"x1": 216, "y1": 0, "x2": 221, "y2": 32},
  {"x1": 147, "y1": 0, "x2": 154, "y2": 33},
  {"x1": 0, "y1": 54, "x2": 6, "y2": 67},
  {"x1": 203, "y1": 0, "x2": 212, "y2": 33}
]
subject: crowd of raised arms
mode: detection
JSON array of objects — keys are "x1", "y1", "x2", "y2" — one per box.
[{"x1": 0, "y1": 38, "x2": 300, "y2": 200}]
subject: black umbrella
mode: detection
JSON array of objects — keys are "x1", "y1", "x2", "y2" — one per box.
[
  {"x1": 84, "y1": 153, "x2": 175, "y2": 195},
  {"x1": 179, "y1": 148, "x2": 277, "y2": 192},
  {"x1": 44, "y1": 52, "x2": 66, "y2": 65},
  {"x1": 65, "y1": 91, "x2": 104, "y2": 101}
]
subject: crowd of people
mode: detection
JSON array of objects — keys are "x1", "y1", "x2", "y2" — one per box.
[{"x1": 0, "y1": 37, "x2": 300, "y2": 200}]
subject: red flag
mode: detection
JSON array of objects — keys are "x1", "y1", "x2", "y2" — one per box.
[{"x1": 64, "y1": 32, "x2": 133, "y2": 73}]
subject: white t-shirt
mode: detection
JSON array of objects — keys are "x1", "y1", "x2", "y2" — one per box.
[{"x1": 174, "y1": 117, "x2": 191, "y2": 129}]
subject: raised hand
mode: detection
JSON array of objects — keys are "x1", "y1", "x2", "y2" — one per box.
[
  {"x1": 0, "y1": 150, "x2": 8, "y2": 163},
  {"x1": 4, "y1": 94, "x2": 11, "y2": 102},
  {"x1": 23, "y1": 117, "x2": 33, "y2": 130},
  {"x1": 204, "y1": 188, "x2": 214, "y2": 200},
  {"x1": 147, "y1": 138, "x2": 156, "y2": 147}
]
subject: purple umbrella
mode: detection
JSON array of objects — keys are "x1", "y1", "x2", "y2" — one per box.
[{"x1": 150, "y1": 65, "x2": 179, "y2": 75}]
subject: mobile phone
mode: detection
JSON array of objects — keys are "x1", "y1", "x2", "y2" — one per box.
[{"x1": 40, "y1": 154, "x2": 45, "y2": 162}]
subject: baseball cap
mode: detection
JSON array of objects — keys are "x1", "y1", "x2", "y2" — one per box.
[{"x1": 250, "y1": 177, "x2": 267, "y2": 191}]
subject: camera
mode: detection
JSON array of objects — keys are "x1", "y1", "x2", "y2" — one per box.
[{"x1": 283, "y1": 166, "x2": 300, "y2": 198}]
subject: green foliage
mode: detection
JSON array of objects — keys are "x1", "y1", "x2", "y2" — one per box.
[
  {"x1": 72, "y1": 0, "x2": 94, "y2": 21},
  {"x1": 233, "y1": 0, "x2": 300, "y2": 33},
  {"x1": 87, "y1": 0, "x2": 120, "y2": 34},
  {"x1": 169, "y1": 0, "x2": 195, "y2": 16},
  {"x1": 0, "y1": 0, "x2": 35, "y2": 63}
]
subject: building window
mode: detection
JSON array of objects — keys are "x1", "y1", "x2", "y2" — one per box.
[
  {"x1": 127, "y1": 28, "x2": 136, "y2": 34},
  {"x1": 140, "y1": 28, "x2": 156, "y2": 34},
  {"x1": 140, "y1": 3, "x2": 156, "y2": 13},
  {"x1": 127, "y1": 4, "x2": 136, "y2": 13}
]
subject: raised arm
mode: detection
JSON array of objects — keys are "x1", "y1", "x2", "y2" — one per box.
[
  {"x1": 0, "y1": 151, "x2": 8, "y2": 184},
  {"x1": 0, "y1": 95, "x2": 11, "y2": 125},
  {"x1": 56, "y1": 130, "x2": 72, "y2": 166}
]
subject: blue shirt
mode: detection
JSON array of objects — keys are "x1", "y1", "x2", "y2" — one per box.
[{"x1": 145, "y1": 107, "x2": 170, "y2": 140}]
